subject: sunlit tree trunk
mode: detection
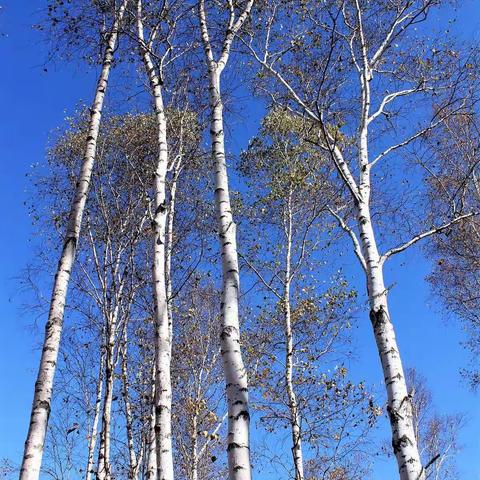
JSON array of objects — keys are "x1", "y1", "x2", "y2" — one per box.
[
  {"x1": 19, "y1": 3, "x2": 128, "y2": 479},
  {"x1": 354, "y1": 64, "x2": 423, "y2": 474},
  {"x1": 357, "y1": 196, "x2": 424, "y2": 480},
  {"x1": 203, "y1": 53, "x2": 252, "y2": 480},
  {"x1": 121, "y1": 331, "x2": 138, "y2": 480},
  {"x1": 283, "y1": 192, "x2": 304, "y2": 480},
  {"x1": 197, "y1": 2, "x2": 254, "y2": 477},
  {"x1": 190, "y1": 411, "x2": 199, "y2": 480},
  {"x1": 137, "y1": 3, "x2": 174, "y2": 478},
  {"x1": 146, "y1": 377, "x2": 157, "y2": 480}
]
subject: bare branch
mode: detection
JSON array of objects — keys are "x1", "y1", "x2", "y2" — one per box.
[{"x1": 381, "y1": 212, "x2": 478, "y2": 263}]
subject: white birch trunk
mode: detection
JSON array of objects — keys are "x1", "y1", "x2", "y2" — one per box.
[
  {"x1": 96, "y1": 311, "x2": 118, "y2": 480},
  {"x1": 207, "y1": 67, "x2": 252, "y2": 480},
  {"x1": 137, "y1": 4, "x2": 174, "y2": 479},
  {"x1": 357, "y1": 201, "x2": 424, "y2": 480},
  {"x1": 85, "y1": 349, "x2": 105, "y2": 480},
  {"x1": 354, "y1": 33, "x2": 424, "y2": 477},
  {"x1": 190, "y1": 412, "x2": 199, "y2": 480},
  {"x1": 283, "y1": 196, "x2": 304, "y2": 480},
  {"x1": 19, "y1": 4, "x2": 127, "y2": 479},
  {"x1": 146, "y1": 399, "x2": 157, "y2": 480},
  {"x1": 356, "y1": 100, "x2": 424, "y2": 478},
  {"x1": 121, "y1": 334, "x2": 138, "y2": 480},
  {"x1": 165, "y1": 164, "x2": 180, "y2": 349}
]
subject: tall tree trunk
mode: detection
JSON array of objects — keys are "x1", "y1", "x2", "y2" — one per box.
[
  {"x1": 19, "y1": 4, "x2": 127, "y2": 479},
  {"x1": 354, "y1": 45, "x2": 424, "y2": 479},
  {"x1": 137, "y1": 4, "x2": 174, "y2": 479},
  {"x1": 190, "y1": 411, "x2": 199, "y2": 480},
  {"x1": 165, "y1": 161, "x2": 180, "y2": 349},
  {"x1": 85, "y1": 348, "x2": 105, "y2": 480},
  {"x1": 121, "y1": 332, "x2": 138, "y2": 480},
  {"x1": 283, "y1": 195, "x2": 304, "y2": 480},
  {"x1": 207, "y1": 67, "x2": 251, "y2": 480},
  {"x1": 357, "y1": 202, "x2": 424, "y2": 480},
  {"x1": 96, "y1": 311, "x2": 118, "y2": 480}
]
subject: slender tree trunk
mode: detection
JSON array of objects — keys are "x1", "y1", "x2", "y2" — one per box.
[
  {"x1": 97, "y1": 311, "x2": 118, "y2": 480},
  {"x1": 121, "y1": 333, "x2": 138, "y2": 480},
  {"x1": 190, "y1": 411, "x2": 199, "y2": 480},
  {"x1": 146, "y1": 398, "x2": 157, "y2": 480},
  {"x1": 137, "y1": 4, "x2": 174, "y2": 479},
  {"x1": 356, "y1": 198, "x2": 424, "y2": 480},
  {"x1": 283, "y1": 196, "x2": 304, "y2": 480},
  {"x1": 165, "y1": 163, "x2": 180, "y2": 349},
  {"x1": 85, "y1": 349, "x2": 105, "y2": 480},
  {"x1": 207, "y1": 67, "x2": 251, "y2": 480},
  {"x1": 19, "y1": 4, "x2": 127, "y2": 479}
]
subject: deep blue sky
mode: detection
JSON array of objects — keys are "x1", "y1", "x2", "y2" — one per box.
[{"x1": 0, "y1": 1, "x2": 479, "y2": 479}]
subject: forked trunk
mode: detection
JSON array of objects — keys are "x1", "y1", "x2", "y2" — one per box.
[{"x1": 19, "y1": 3, "x2": 127, "y2": 479}]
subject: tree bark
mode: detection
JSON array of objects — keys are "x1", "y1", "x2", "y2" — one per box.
[
  {"x1": 206, "y1": 66, "x2": 252, "y2": 480},
  {"x1": 121, "y1": 333, "x2": 138, "y2": 480},
  {"x1": 357, "y1": 200, "x2": 424, "y2": 480},
  {"x1": 96, "y1": 310, "x2": 119, "y2": 480},
  {"x1": 283, "y1": 194, "x2": 304, "y2": 480},
  {"x1": 19, "y1": 3, "x2": 127, "y2": 479},
  {"x1": 85, "y1": 348, "x2": 105, "y2": 480},
  {"x1": 137, "y1": 3, "x2": 174, "y2": 479},
  {"x1": 354, "y1": 26, "x2": 425, "y2": 477},
  {"x1": 146, "y1": 378, "x2": 157, "y2": 480}
]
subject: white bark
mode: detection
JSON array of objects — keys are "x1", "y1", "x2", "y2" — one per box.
[
  {"x1": 85, "y1": 349, "x2": 105, "y2": 480},
  {"x1": 137, "y1": 3, "x2": 174, "y2": 479},
  {"x1": 19, "y1": 4, "x2": 127, "y2": 479},
  {"x1": 283, "y1": 193, "x2": 304, "y2": 480},
  {"x1": 357, "y1": 200, "x2": 424, "y2": 480},
  {"x1": 352, "y1": 10, "x2": 425, "y2": 471},
  {"x1": 121, "y1": 333, "x2": 138, "y2": 480},
  {"x1": 96, "y1": 310, "x2": 119, "y2": 480},
  {"x1": 146, "y1": 376, "x2": 157, "y2": 480},
  {"x1": 198, "y1": 2, "x2": 254, "y2": 478}
]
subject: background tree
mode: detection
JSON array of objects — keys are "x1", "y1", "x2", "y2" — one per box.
[
  {"x1": 240, "y1": 109, "x2": 379, "y2": 480},
  {"x1": 406, "y1": 369, "x2": 464, "y2": 480},
  {"x1": 422, "y1": 112, "x2": 480, "y2": 388}
]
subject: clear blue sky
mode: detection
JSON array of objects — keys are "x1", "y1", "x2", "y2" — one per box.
[{"x1": 0, "y1": 1, "x2": 479, "y2": 479}]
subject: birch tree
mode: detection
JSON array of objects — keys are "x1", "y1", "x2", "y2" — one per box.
[
  {"x1": 36, "y1": 112, "x2": 156, "y2": 480},
  {"x1": 171, "y1": 279, "x2": 227, "y2": 480},
  {"x1": 134, "y1": 2, "x2": 182, "y2": 477},
  {"x1": 197, "y1": 1, "x2": 255, "y2": 478},
  {"x1": 406, "y1": 369, "x2": 464, "y2": 480},
  {"x1": 240, "y1": 110, "x2": 378, "y2": 480},
  {"x1": 245, "y1": 1, "x2": 478, "y2": 478},
  {"x1": 20, "y1": 2, "x2": 128, "y2": 479}
]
